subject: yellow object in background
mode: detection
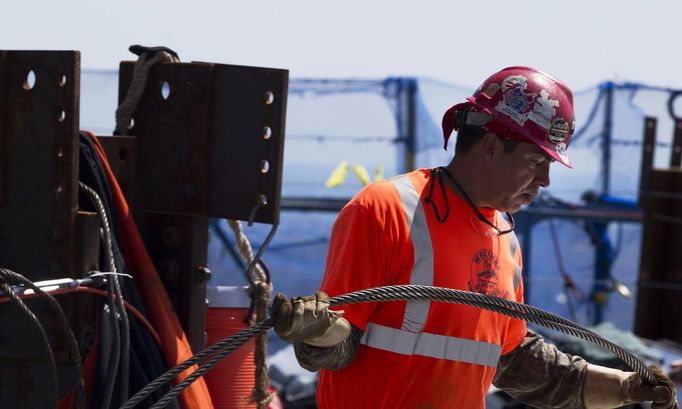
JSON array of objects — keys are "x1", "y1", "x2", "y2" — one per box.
[
  {"x1": 352, "y1": 164, "x2": 371, "y2": 187},
  {"x1": 374, "y1": 164, "x2": 384, "y2": 182},
  {"x1": 324, "y1": 160, "x2": 350, "y2": 188},
  {"x1": 325, "y1": 160, "x2": 384, "y2": 188}
]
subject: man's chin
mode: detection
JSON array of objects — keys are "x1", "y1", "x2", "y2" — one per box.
[
  {"x1": 505, "y1": 201, "x2": 529, "y2": 214},
  {"x1": 498, "y1": 196, "x2": 535, "y2": 213},
  {"x1": 507, "y1": 206, "x2": 522, "y2": 214},
  {"x1": 516, "y1": 195, "x2": 536, "y2": 209}
]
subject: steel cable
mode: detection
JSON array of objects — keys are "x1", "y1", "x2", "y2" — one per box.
[
  {"x1": 121, "y1": 284, "x2": 656, "y2": 409},
  {"x1": 0, "y1": 268, "x2": 85, "y2": 409},
  {"x1": 120, "y1": 320, "x2": 273, "y2": 409},
  {"x1": 80, "y1": 182, "x2": 131, "y2": 407},
  {"x1": 330, "y1": 285, "x2": 653, "y2": 384}
]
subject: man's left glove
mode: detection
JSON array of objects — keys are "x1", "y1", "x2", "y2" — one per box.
[
  {"x1": 584, "y1": 364, "x2": 679, "y2": 409},
  {"x1": 649, "y1": 366, "x2": 680, "y2": 409},
  {"x1": 271, "y1": 291, "x2": 351, "y2": 347}
]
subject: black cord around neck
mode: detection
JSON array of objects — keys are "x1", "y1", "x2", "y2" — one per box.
[
  {"x1": 425, "y1": 168, "x2": 450, "y2": 222},
  {"x1": 437, "y1": 167, "x2": 515, "y2": 235}
]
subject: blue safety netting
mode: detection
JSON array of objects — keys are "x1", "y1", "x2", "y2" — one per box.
[{"x1": 79, "y1": 69, "x2": 682, "y2": 345}]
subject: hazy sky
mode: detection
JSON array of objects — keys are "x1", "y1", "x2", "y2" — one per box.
[{"x1": 3, "y1": 0, "x2": 681, "y2": 90}]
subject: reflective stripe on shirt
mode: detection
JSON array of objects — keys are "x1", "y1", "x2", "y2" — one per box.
[
  {"x1": 361, "y1": 322, "x2": 502, "y2": 367},
  {"x1": 508, "y1": 231, "x2": 522, "y2": 291},
  {"x1": 390, "y1": 175, "x2": 433, "y2": 333},
  {"x1": 499, "y1": 212, "x2": 522, "y2": 292}
]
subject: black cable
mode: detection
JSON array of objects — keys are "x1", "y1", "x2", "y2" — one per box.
[
  {"x1": 145, "y1": 321, "x2": 274, "y2": 409},
  {"x1": 0, "y1": 268, "x2": 85, "y2": 409},
  {"x1": 424, "y1": 167, "x2": 450, "y2": 222},
  {"x1": 80, "y1": 182, "x2": 130, "y2": 407},
  {"x1": 119, "y1": 320, "x2": 270, "y2": 409},
  {"x1": 102, "y1": 273, "x2": 122, "y2": 409},
  {"x1": 0, "y1": 279, "x2": 57, "y2": 403}
]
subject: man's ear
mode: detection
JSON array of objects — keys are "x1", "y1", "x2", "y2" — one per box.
[{"x1": 481, "y1": 132, "x2": 498, "y2": 162}]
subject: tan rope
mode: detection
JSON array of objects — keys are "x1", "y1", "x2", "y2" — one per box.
[
  {"x1": 251, "y1": 282, "x2": 274, "y2": 409},
  {"x1": 226, "y1": 219, "x2": 274, "y2": 408},
  {"x1": 114, "y1": 50, "x2": 179, "y2": 135},
  {"x1": 227, "y1": 220, "x2": 268, "y2": 283}
]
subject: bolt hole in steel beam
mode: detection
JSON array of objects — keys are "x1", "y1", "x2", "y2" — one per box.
[
  {"x1": 57, "y1": 110, "x2": 66, "y2": 122},
  {"x1": 161, "y1": 80, "x2": 171, "y2": 100},
  {"x1": 262, "y1": 125, "x2": 272, "y2": 140},
  {"x1": 259, "y1": 159, "x2": 270, "y2": 174},
  {"x1": 264, "y1": 90, "x2": 274, "y2": 105},
  {"x1": 23, "y1": 69, "x2": 36, "y2": 90},
  {"x1": 128, "y1": 117, "x2": 135, "y2": 130},
  {"x1": 118, "y1": 148, "x2": 128, "y2": 163},
  {"x1": 59, "y1": 74, "x2": 67, "y2": 87}
]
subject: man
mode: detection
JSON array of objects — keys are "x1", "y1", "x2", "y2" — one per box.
[{"x1": 272, "y1": 67, "x2": 678, "y2": 408}]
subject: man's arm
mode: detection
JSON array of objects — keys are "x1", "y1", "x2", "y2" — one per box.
[
  {"x1": 293, "y1": 325, "x2": 363, "y2": 371},
  {"x1": 494, "y1": 331, "x2": 678, "y2": 409},
  {"x1": 494, "y1": 331, "x2": 588, "y2": 409}
]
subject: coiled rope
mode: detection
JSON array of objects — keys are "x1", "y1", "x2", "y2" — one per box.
[{"x1": 121, "y1": 284, "x2": 656, "y2": 409}]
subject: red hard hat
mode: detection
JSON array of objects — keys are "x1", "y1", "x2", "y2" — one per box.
[{"x1": 442, "y1": 66, "x2": 575, "y2": 168}]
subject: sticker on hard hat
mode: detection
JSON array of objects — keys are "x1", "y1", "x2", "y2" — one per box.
[
  {"x1": 528, "y1": 89, "x2": 559, "y2": 130},
  {"x1": 495, "y1": 75, "x2": 537, "y2": 125},
  {"x1": 548, "y1": 117, "x2": 570, "y2": 144},
  {"x1": 481, "y1": 83, "x2": 500, "y2": 98},
  {"x1": 555, "y1": 142, "x2": 569, "y2": 163}
]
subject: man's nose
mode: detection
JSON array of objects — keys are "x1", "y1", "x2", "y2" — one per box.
[{"x1": 536, "y1": 163, "x2": 551, "y2": 188}]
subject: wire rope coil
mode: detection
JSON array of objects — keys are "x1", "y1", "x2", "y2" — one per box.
[{"x1": 121, "y1": 284, "x2": 657, "y2": 409}]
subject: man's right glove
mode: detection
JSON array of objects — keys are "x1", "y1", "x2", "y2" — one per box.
[
  {"x1": 583, "y1": 363, "x2": 679, "y2": 409},
  {"x1": 271, "y1": 291, "x2": 351, "y2": 347}
]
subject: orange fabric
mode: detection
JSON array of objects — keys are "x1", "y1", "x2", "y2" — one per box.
[
  {"x1": 318, "y1": 169, "x2": 526, "y2": 409},
  {"x1": 83, "y1": 131, "x2": 214, "y2": 409}
]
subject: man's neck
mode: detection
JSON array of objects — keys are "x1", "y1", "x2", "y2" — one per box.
[{"x1": 443, "y1": 159, "x2": 490, "y2": 208}]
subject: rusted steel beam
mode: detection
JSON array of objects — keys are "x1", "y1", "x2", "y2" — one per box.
[
  {"x1": 635, "y1": 112, "x2": 682, "y2": 343},
  {"x1": 134, "y1": 213, "x2": 210, "y2": 353},
  {"x1": 0, "y1": 50, "x2": 80, "y2": 281},
  {"x1": 98, "y1": 135, "x2": 137, "y2": 203},
  {"x1": 672, "y1": 119, "x2": 682, "y2": 167},
  {"x1": 118, "y1": 61, "x2": 288, "y2": 225},
  {"x1": 638, "y1": 117, "x2": 656, "y2": 204}
]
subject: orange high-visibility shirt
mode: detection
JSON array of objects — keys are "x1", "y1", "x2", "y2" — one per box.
[{"x1": 317, "y1": 169, "x2": 526, "y2": 409}]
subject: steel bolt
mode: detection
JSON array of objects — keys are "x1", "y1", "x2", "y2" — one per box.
[{"x1": 194, "y1": 266, "x2": 212, "y2": 283}]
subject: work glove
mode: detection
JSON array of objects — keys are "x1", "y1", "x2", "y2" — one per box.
[
  {"x1": 271, "y1": 291, "x2": 350, "y2": 347},
  {"x1": 583, "y1": 364, "x2": 679, "y2": 409}
]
